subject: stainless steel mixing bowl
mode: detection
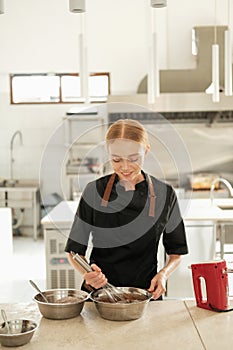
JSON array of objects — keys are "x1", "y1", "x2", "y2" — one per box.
[
  {"x1": 0, "y1": 319, "x2": 38, "y2": 347},
  {"x1": 33, "y1": 289, "x2": 89, "y2": 320},
  {"x1": 90, "y1": 287, "x2": 153, "y2": 321}
]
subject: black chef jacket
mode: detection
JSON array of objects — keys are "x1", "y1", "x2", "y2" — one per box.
[{"x1": 65, "y1": 172, "x2": 188, "y2": 290}]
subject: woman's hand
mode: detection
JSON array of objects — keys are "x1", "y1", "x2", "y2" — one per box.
[
  {"x1": 148, "y1": 271, "x2": 167, "y2": 300},
  {"x1": 148, "y1": 255, "x2": 182, "y2": 299},
  {"x1": 84, "y1": 264, "x2": 107, "y2": 289}
]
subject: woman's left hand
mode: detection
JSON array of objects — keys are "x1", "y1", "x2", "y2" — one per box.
[
  {"x1": 148, "y1": 271, "x2": 167, "y2": 300},
  {"x1": 148, "y1": 255, "x2": 182, "y2": 299}
]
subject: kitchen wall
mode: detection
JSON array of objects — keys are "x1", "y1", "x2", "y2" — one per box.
[
  {"x1": 0, "y1": 0, "x2": 233, "y2": 201},
  {"x1": 1, "y1": 0, "x2": 232, "y2": 95}
]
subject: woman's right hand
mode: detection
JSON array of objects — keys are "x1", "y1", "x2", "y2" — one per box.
[{"x1": 84, "y1": 264, "x2": 107, "y2": 289}]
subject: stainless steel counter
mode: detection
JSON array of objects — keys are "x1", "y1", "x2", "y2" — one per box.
[{"x1": 0, "y1": 185, "x2": 41, "y2": 240}]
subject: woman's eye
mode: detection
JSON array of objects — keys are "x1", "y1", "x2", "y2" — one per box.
[
  {"x1": 111, "y1": 156, "x2": 139, "y2": 163},
  {"x1": 129, "y1": 157, "x2": 138, "y2": 163}
]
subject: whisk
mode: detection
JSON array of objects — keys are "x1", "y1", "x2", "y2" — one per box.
[{"x1": 71, "y1": 252, "x2": 125, "y2": 303}]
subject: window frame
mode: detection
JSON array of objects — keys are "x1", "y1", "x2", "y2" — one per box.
[{"x1": 9, "y1": 72, "x2": 111, "y2": 105}]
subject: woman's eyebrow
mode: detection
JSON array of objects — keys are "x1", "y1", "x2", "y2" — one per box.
[{"x1": 111, "y1": 153, "x2": 140, "y2": 157}]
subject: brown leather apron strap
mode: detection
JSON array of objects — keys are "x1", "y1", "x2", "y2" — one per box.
[
  {"x1": 147, "y1": 174, "x2": 156, "y2": 217},
  {"x1": 101, "y1": 173, "x2": 116, "y2": 207}
]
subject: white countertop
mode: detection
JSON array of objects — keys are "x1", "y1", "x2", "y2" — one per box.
[
  {"x1": 41, "y1": 198, "x2": 233, "y2": 229},
  {"x1": 41, "y1": 201, "x2": 79, "y2": 229},
  {"x1": 181, "y1": 198, "x2": 233, "y2": 222}
]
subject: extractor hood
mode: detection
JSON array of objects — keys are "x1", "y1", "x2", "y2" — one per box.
[
  {"x1": 107, "y1": 92, "x2": 233, "y2": 124},
  {"x1": 107, "y1": 26, "x2": 233, "y2": 121}
]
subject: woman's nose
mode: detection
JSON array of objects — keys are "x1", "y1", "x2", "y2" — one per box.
[{"x1": 121, "y1": 159, "x2": 129, "y2": 169}]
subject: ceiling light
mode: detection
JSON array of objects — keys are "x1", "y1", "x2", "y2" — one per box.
[
  {"x1": 224, "y1": 0, "x2": 232, "y2": 96},
  {"x1": 148, "y1": 30, "x2": 159, "y2": 103},
  {"x1": 79, "y1": 32, "x2": 89, "y2": 102},
  {"x1": 151, "y1": 0, "x2": 167, "y2": 8},
  {"x1": 0, "y1": 0, "x2": 4, "y2": 14},
  {"x1": 69, "y1": 0, "x2": 89, "y2": 102},
  {"x1": 148, "y1": 2, "x2": 166, "y2": 104},
  {"x1": 212, "y1": 44, "x2": 220, "y2": 102},
  {"x1": 69, "y1": 0, "x2": 85, "y2": 13},
  {"x1": 212, "y1": 0, "x2": 220, "y2": 102}
]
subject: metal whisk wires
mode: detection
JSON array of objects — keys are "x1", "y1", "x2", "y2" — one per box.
[{"x1": 71, "y1": 252, "x2": 125, "y2": 302}]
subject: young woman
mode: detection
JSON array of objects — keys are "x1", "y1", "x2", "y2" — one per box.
[{"x1": 65, "y1": 119, "x2": 188, "y2": 300}]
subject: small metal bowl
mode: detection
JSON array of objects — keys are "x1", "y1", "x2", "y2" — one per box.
[
  {"x1": 0, "y1": 319, "x2": 38, "y2": 347},
  {"x1": 90, "y1": 287, "x2": 152, "y2": 321},
  {"x1": 33, "y1": 289, "x2": 89, "y2": 320}
]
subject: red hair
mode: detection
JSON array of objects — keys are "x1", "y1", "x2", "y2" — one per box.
[{"x1": 106, "y1": 119, "x2": 149, "y2": 146}]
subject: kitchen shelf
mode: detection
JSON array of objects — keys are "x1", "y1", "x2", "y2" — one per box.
[{"x1": 63, "y1": 111, "x2": 106, "y2": 199}]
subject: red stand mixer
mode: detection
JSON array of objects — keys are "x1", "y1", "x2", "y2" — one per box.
[{"x1": 191, "y1": 260, "x2": 233, "y2": 312}]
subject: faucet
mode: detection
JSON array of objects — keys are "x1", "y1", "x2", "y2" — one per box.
[
  {"x1": 210, "y1": 177, "x2": 233, "y2": 205},
  {"x1": 10, "y1": 130, "x2": 23, "y2": 181}
]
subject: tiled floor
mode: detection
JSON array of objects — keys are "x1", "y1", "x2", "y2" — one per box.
[
  {"x1": 1, "y1": 236, "x2": 233, "y2": 304},
  {"x1": 0, "y1": 236, "x2": 46, "y2": 303}
]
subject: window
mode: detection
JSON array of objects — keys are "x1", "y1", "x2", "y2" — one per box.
[{"x1": 10, "y1": 72, "x2": 110, "y2": 104}]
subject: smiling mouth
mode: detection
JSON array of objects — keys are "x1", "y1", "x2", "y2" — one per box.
[{"x1": 121, "y1": 172, "x2": 132, "y2": 176}]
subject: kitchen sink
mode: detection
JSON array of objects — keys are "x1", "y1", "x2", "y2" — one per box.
[{"x1": 0, "y1": 179, "x2": 39, "y2": 188}]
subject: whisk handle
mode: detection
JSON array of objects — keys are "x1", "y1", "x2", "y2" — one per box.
[{"x1": 71, "y1": 251, "x2": 93, "y2": 272}]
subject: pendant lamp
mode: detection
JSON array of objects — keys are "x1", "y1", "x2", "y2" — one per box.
[
  {"x1": 148, "y1": 2, "x2": 167, "y2": 104},
  {"x1": 151, "y1": 0, "x2": 167, "y2": 8},
  {"x1": 224, "y1": 0, "x2": 232, "y2": 96},
  {"x1": 148, "y1": 29, "x2": 159, "y2": 104},
  {"x1": 0, "y1": 0, "x2": 4, "y2": 14},
  {"x1": 69, "y1": 0, "x2": 89, "y2": 103},
  {"x1": 212, "y1": 0, "x2": 220, "y2": 102},
  {"x1": 79, "y1": 30, "x2": 89, "y2": 102},
  {"x1": 69, "y1": 0, "x2": 85, "y2": 13},
  {"x1": 212, "y1": 44, "x2": 220, "y2": 102}
]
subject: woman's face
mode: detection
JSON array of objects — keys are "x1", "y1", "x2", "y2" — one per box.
[{"x1": 108, "y1": 139, "x2": 149, "y2": 183}]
